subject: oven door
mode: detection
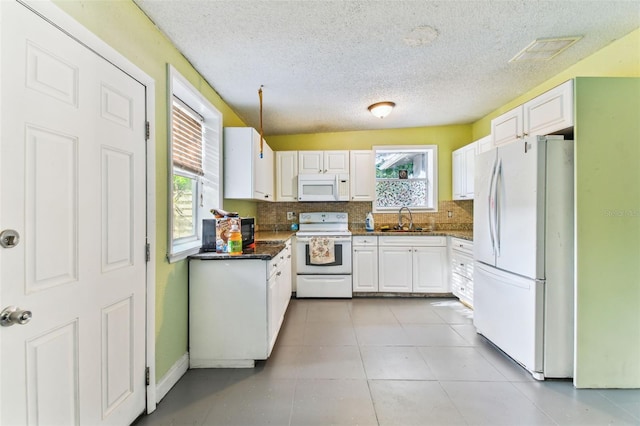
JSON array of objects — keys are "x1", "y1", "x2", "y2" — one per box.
[{"x1": 296, "y1": 236, "x2": 352, "y2": 274}]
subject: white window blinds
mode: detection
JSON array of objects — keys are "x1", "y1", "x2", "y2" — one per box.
[{"x1": 172, "y1": 97, "x2": 204, "y2": 175}]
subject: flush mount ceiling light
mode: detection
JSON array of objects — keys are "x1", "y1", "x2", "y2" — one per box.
[
  {"x1": 509, "y1": 36, "x2": 582, "y2": 62},
  {"x1": 368, "y1": 102, "x2": 396, "y2": 119}
]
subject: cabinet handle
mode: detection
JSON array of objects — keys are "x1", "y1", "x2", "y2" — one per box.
[
  {"x1": 287, "y1": 255, "x2": 291, "y2": 259},
  {"x1": 273, "y1": 263, "x2": 278, "y2": 267},
  {"x1": 276, "y1": 271, "x2": 282, "y2": 276},
  {"x1": 323, "y1": 169, "x2": 327, "y2": 173}
]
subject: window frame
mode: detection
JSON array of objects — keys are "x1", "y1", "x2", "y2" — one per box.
[
  {"x1": 167, "y1": 65, "x2": 223, "y2": 262},
  {"x1": 372, "y1": 145, "x2": 438, "y2": 212}
]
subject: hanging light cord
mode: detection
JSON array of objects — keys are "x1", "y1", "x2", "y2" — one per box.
[{"x1": 258, "y1": 85, "x2": 264, "y2": 159}]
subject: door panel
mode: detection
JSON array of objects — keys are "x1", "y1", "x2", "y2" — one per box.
[
  {"x1": 473, "y1": 149, "x2": 497, "y2": 266},
  {"x1": 1, "y1": 2, "x2": 147, "y2": 424},
  {"x1": 26, "y1": 320, "x2": 79, "y2": 425},
  {"x1": 495, "y1": 138, "x2": 545, "y2": 279},
  {"x1": 26, "y1": 125, "x2": 78, "y2": 291}
]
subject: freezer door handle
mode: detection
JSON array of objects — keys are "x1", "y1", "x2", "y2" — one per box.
[
  {"x1": 488, "y1": 157, "x2": 498, "y2": 255},
  {"x1": 495, "y1": 158, "x2": 503, "y2": 257}
]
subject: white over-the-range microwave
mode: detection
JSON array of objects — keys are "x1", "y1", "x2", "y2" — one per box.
[{"x1": 297, "y1": 173, "x2": 349, "y2": 202}]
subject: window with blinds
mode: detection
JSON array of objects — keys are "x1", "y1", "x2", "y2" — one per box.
[
  {"x1": 168, "y1": 65, "x2": 222, "y2": 262},
  {"x1": 172, "y1": 98, "x2": 204, "y2": 175}
]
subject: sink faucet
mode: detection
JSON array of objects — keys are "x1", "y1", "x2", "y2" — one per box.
[{"x1": 398, "y1": 206, "x2": 413, "y2": 230}]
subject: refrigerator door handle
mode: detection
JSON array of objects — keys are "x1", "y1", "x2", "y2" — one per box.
[
  {"x1": 495, "y1": 158, "x2": 503, "y2": 257},
  {"x1": 488, "y1": 157, "x2": 498, "y2": 255}
]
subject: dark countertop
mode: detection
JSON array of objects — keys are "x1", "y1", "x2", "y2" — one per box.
[
  {"x1": 351, "y1": 229, "x2": 473, "y2": 241},
  {"x1": 190, "y1": 232, "x2": 294, "y2": 261}
]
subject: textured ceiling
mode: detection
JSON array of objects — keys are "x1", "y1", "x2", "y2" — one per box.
[{"x1": 134, "y1": 0, "x2": 640, "y2": 136}]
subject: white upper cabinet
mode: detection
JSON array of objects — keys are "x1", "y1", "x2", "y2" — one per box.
[
  {"x1": 525, "y1": 79, "x2": 574, "y2": 137},
  {"x1": 452, "y1": 141, "x2": 477, "y2": 200},
  {"x1": 476, "y1": 134, "x2": 493, "y2": 154},
  {"x1": 224, "y1": 127, "x2": 274, "y2": 201},
  {"x1": 349, "y1": 150, "x2": 374, "y2": 201},
  {"x1": 275, "y1": 151, "x2": 298, "y2": 201},
  {"x1": 491, "y1": 80, "x2": 574, "y2": 148},
  {"x1": 492, "y1": 107, "x2": 524, "y2": 147},
  {"x1": 298, "y1": 150, "x2": 349, "y2": 174}
]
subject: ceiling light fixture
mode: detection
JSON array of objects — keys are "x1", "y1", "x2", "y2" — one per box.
[{"x1": 368, "y1": 102, "x2": 396, "y2": 119}]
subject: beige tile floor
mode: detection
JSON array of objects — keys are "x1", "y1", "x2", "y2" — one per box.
[{"x1": 135, "y1": 297, "x2": 640, "y2": 426}]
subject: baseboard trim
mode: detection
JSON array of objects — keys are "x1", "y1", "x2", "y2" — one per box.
[{"x1": 155, "y1": 352, "x2": 189, "y2": 403}]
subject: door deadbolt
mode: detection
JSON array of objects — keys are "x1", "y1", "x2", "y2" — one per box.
[
  {"x1": 1, "y1": 306, "x2": 32, "y2": 327},
  {"x1": 0, "y1": 229, "x2": 20, "y2": 248}
]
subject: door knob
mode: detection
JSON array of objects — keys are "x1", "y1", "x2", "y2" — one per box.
[
  {"x1": 0, "y1": 229, "x2": 20, "y2": 248},
  {"x1": 1, "y1": 306, "x2": 33, "y2": 327}
]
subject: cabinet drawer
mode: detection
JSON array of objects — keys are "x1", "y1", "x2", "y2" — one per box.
[
  {"x1": 379, "y1": 236, "x2": 446, "y2": 247},
  {"x1": 452, "y1": 273, "x2": 473, "y2": 307},
  {"x1": 353, "y1": 235, "x2": 378, "y2": 246},
  {"x1": 451, "y1": 253, "x2": 474, "y2": 280},
  {"x1": 450, "y1": 237, "x2": 473, "y2": 255}
]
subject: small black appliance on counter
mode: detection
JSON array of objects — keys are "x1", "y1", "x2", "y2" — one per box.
[{"x1": 202, "y1": 217, "x2": 255, "y2": 252}]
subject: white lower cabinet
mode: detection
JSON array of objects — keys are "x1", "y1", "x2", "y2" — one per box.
[
  {"x1": 378, "y1": 236, "x2": 449, "y2": 293},
  {"x1": 189, "y1": 240, "x2": 292, "y2": 368},
  {"x1": 413, "y1": 246, "x2": 449, "y2": 293},
  {"x1": 450, "y1": 237, "x2": 474, "y2": 307},
  {"x1": 352, "y1": 236, "x2": 378, "y2": 292}
]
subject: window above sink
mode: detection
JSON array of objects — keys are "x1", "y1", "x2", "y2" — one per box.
[{"x1": 373, "y1": 145, "x2": 438, "y2": 212}]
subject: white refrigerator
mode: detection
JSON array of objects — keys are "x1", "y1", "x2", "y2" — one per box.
[{"x1": 473, "y1": 135, "x2": 574, "y2": 380}]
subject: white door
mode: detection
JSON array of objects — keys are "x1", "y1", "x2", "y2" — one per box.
[
  {"x1": 1, "y1": 2, "x2": 147, "y2": 425},
  {"x1": 275, "y1": 151, "x2": 298, "y2": 201},
  {"x1": 324, "y1": 151, "x2": 349, "y2": 174},
  {"x1": 495, "y1": 137, "x2": 545, "y2": 279},
  {"x1": 378, "y1": 246, "x2": 412, "y2": 292},
  {"x1": 352, "y1": 246, "x2": 378, "y2": 292},
  {"x1": 298, "y1": 151, "x2": 324, "y2": 174},
  {"x1": 412, "y1": 247, "x2": 448, "y2": 293},
  {"x1": 473, "y1": 148, "x2": 498, "y2": 267}
]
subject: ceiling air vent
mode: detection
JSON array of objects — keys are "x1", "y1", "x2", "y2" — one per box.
[{"x1": 509, "y1": 36, "x2": 582, "y2": 62}]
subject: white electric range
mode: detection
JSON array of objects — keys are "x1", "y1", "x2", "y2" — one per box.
[{"x1": 295, "y1": 212, "x2": 352, "y2": 298}]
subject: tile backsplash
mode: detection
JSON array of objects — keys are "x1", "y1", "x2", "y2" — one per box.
[{"x1": 256, "y1": 200, "x2": 473, "y2": 232}]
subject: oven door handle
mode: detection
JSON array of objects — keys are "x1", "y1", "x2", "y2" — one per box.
[{"x1": 296, "y1": 237, "x2": 352, "y2": 243}]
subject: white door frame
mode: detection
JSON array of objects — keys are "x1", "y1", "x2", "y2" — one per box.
[{"x1": 15, "y1": 0, "x2": 158, "y2": 413}]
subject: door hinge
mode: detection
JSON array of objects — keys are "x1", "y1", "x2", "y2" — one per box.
[
  {"x1": 145, "y1": 243, "x2": 151, "y2": 262},
  {"x1": 145, "y1": 121, "x2": 150, "y2": 141},
  {"x1": 145, "y1": 367, "x2": 150, "y2": 386}
]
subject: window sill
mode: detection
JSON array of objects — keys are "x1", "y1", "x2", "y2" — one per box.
[{"x1": 168, "y1": 241, "x2": 201, "y2": 263}]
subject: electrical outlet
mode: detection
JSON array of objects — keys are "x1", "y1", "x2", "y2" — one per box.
[
  {"x1": 447, "y1": 211, "x2": 453, "y2": 218},
  {"x1": 287, "y1": 212, "x2": 296, "y2": 220}
]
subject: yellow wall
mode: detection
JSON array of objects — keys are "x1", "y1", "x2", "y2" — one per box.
[
  {"x1": 268, "y1": 125, "x2": 473, "y2": 200},
  {"x1": 52, "y1": 0, "x2": 248, "y2": 380},
  {"x1": 573, "y1": 77, "x2": 640, "y2": 387}
]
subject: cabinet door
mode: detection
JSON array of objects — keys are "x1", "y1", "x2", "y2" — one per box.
[
  {"x1": 298, "y1": 151, "x2": 323, "y2": 174},
  {"x1": 525, "y1": 80, "x2": 574, "y2": 136},
  {"x1": 254, "y1": 141, "x2": 274, "y2": 201},
  {"x1": 276, "y1": 151, "x2": 298, "y2": 201},
  {"x1": 267, "y1": 273, "x2": 278, "y2": 352},
  {"x1": 452, "y1": 142, "x2": 477, "y2": 200},
  {"x1": 452, "y1": 148, "x2": 465, "y2": 200},
  {"x1": 413, "y1": 246, "x2": 448, "y2": 293},
  {"x1": 491, "y1": 106, "x2": 523, "y2": 147},
  {"x1": 324, "y1": 151, "x2": 349, "y2": 174},
  {"x1": 463, "y1": 142, "x2": 476, "y2": 198},
  {"x1": 378, "y1": 246, "x2": 412, "y2": 292},
  {"x1": 476, "y1": 135, "x2": 493, "y2": 154},
  {"x1": 353, "y1": 246, "x2": 378, "y2": 292},
  {"x1": 350, "y1": 150, "x2": 374, "y2": 201}
]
